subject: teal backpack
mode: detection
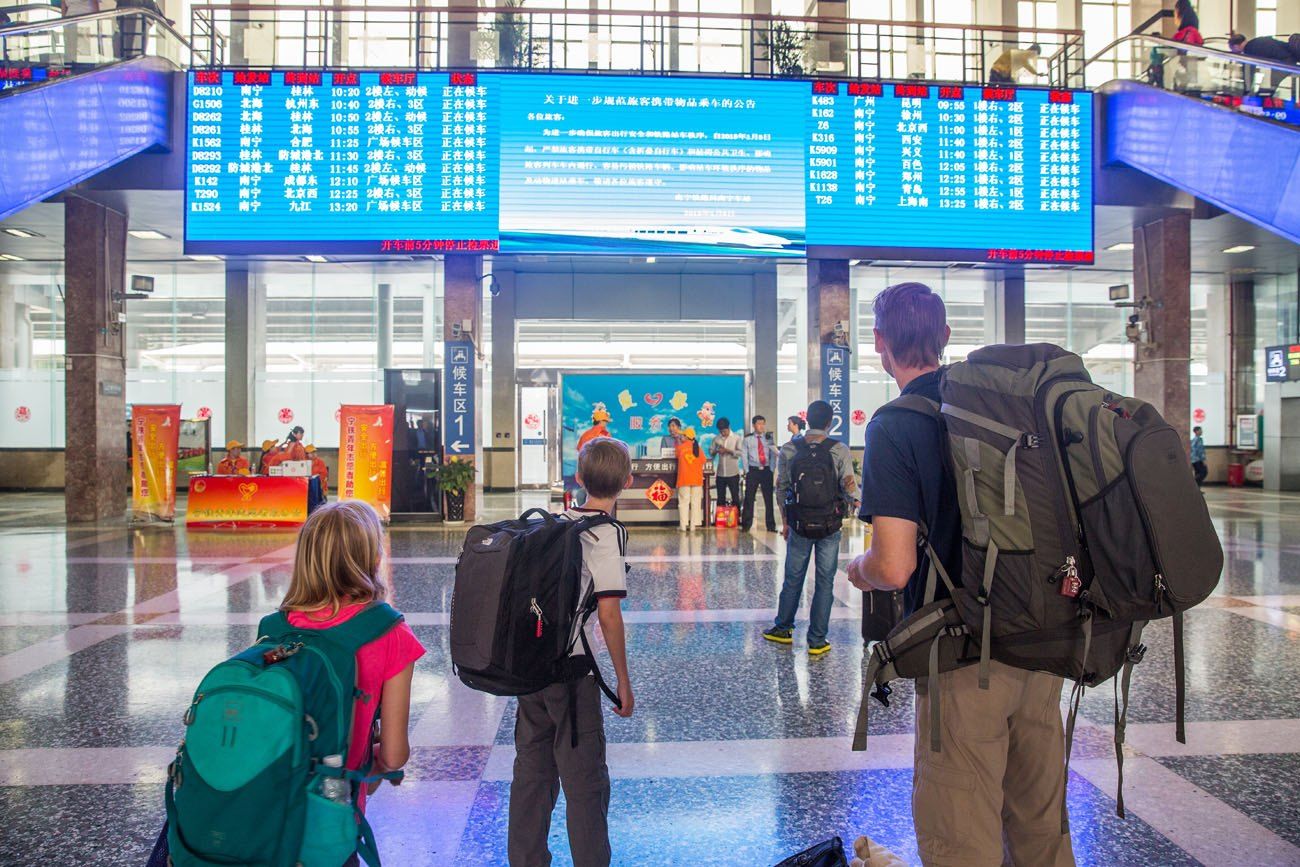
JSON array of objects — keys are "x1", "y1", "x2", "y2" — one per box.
[{"x1": 165, "y1": 603, "x2": 405, "y2": 867}]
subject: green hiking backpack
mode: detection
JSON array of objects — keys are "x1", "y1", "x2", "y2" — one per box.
[
  {"x1": 853, "y1": 344, "x2": 1223, "y2": 828},
  {"x1": 165, "y1": 603, "x2": 405, "y2": 867}
]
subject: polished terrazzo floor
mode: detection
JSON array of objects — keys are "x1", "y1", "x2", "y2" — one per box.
[{"x1": 1, "y1": 488, "x2": 1298, "y2": 865}]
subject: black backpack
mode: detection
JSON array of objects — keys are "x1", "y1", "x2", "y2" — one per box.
[
  {"x1": 853, "y1": 344, "x2": 1223, "y2": 828},
  {"x1": 786, "y1": 438, "x2": 844, "y2": 539},
  {"x1": 450, "y1": 508, "x2": 625, "y2": 712}
]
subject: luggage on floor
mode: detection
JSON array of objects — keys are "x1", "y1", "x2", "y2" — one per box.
[
  {"x1": 853, "y1": 343, "x2": 1223, "y2": 826},
  {"x1": 714, "y1": 504, "x2": 739, "y2": 528},
  {"x1": 450, "y1": 508, "x2": 625, "y2": 707},
  {"x1": 165, "y1": 604, "x2": 404, "y2": 867},
  {"x1": 773, "y1": 836, "x2": 849, "y2": 867}
]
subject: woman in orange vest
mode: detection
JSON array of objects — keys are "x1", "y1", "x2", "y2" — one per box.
[
  {"x1": 216, "y1": 440, "x2": 250, "y2": 475},
  {"x1": 306, "y1": 444, "x2": 328, "y2": 496},
  {"x1": 257, "y1": 439, "x2": 279, "y2": 474},
  {"x1": 283, "y1": 425, "x2": 309, "y2": 462},
  {"x1": 576, "y1": 403, "x2": 612, "y2": 452},
  {"x1": 675, "y1": 426, "x2": 706, "y2": 532}
]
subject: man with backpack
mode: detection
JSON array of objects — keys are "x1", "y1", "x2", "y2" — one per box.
[
  {"x1": 846, "y1": 282, "x2": 1077, "y2": 866},
  {"x1": 763, "y1": 400, "x2": 857, "y2": 656}
]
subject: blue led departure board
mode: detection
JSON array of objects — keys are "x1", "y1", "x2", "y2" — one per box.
[{"x1": 185, "y1": 71, "x2": 1095, "y2": 262}]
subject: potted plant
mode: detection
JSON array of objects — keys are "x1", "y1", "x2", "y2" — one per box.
[
  {"x1": 759, "y1": 22, "x2": 810, "y2": 77},
  {"x1": 430, "y1": 458, "x2": 476, "y2": 523}
]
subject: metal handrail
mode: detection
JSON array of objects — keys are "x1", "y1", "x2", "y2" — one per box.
[
  {"x1": 190, "y1": 2, "x2": 1085, "y2": 86},
  {"x1": 0, "y1": 6, "x2": 210, "y2": 65},
  {"x1": 1086, "y1": 32, "x2": 1300, "y2": 80}
]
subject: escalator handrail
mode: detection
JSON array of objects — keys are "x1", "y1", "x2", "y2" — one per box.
[
  {"x1": 1084, "y1": 31, "x2": 1300, "y2": 79},
  {"x1": 0, "y1": 7, "x2": 207, "y2": 65}
]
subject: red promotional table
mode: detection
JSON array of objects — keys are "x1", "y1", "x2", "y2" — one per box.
[{"x1": 185, "y1": 475, "x2": 311, "y2": 528}]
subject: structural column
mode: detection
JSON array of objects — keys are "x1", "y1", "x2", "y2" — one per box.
[
  {"x1": 1132, "y1": 212, "x2": 1192, "y2": 444},
  {"x1": 444, "y1": 254, "x2": 482, "y2": 520},
  {"x1": 806, "y1": 260, "x2": 850, "y2": 400},
  {"x1": 986, "y1": 265, "x2": 1026, "y2": 345},
  {"x1": 488, "y1": 268, "x2": 517, "y2": 492},
  {"x1": 224, "y1": 264, "x2": 259, "y2": 448},
  {"x1": 1230, "y1": 279, "x2": 1257, "y2": 453},
  {"x1": 63, "y1": 197, "x2": 128, "y2": 522},
  {"x1": 377, "y1": 282, "x2": 393, "y2": 370},
  {"x1": 751, "y1": 268, "x2": 779, "y2": 427}
]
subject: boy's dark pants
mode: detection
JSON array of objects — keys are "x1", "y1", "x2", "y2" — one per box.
[{"x1": 509, "y1": 675, "x2": 611, "y2": 867}]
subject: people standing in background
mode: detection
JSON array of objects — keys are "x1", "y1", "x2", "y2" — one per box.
[
  {"x1": 740, "y1": 415, "x2": 777, "y2": 532},
  {"x1": 1191, "y1": 426, "x2": 1208, "y2": 488},
  {"x1": 989, "y1": 43, "x2": 1041, "y2": 83},
  {"x1": 675, "y1": 427, "x2": 706, "y2": 532},
  {"x1": 1172, "y1": 0, "x2": 1203, "y2": 45},
  {"x1": 216, "y1": 441, "x2": 250, "y2": 475},
  {"x1": 660, "y1": 417, "x2": 684, "y2": 454},
  {"x1": 306, "y1": 444, "x2": 329, "y2": 496},
  {"x1": 709, "y1": 417, "x2": 742, "y2": 510},
  {"x1": 1229, "y1": 33, "x2": 1300, "y2": 91},
  {"x1": 578, "y1": 404, "x2": 613, "y2": 452},
  {"x1": 786, "y1": 415, "x2": 807, "y2": 440},
  {"x1": 258, "y1": 439, "x2": 280, "y2": 474},
  {"x1": 284, "y1": 425, "x2": 308, "y2": 462}
]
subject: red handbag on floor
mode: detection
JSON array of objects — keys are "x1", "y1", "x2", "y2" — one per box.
[{"x1": 714, "y1": 505, "x2": 739, "y2": 528}]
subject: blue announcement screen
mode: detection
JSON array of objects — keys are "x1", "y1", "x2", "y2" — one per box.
[{"x1": 185, "y1": 71, "x2": 1094, "y2": 262}]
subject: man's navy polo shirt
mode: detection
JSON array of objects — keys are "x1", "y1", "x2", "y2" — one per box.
[{"x1": 857, "y1": 370, "x2": 962, "y2": 616}]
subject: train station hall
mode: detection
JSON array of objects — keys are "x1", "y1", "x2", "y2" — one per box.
[{"x1": 1, "y1": 0, "x2": 1299, "y2": 864}]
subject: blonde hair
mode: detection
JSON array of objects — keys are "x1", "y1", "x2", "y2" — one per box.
[
  {"x1": 281, "y1": 500, "x2": 388, "y2": 614},
  {"x1": 578, "y1": 438, "x2": 632, "y2": 498}
]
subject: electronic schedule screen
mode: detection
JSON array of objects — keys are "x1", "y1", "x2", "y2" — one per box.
[{"x1": 185, "y1": 70, "x2": 1094, "y2": 262}]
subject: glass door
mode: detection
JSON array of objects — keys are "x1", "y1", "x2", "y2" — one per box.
[{"x1": 519, "y1": 385, "x2": 551, "y2": 487}]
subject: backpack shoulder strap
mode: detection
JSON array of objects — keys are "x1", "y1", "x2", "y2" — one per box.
[
  {"x1": 873, "y1": 393, "x2": 941, "y2": 422},
  {"x1": 257, "y1": 610, "x2": 292, "y2": 642},
  {"x1": 325, "y1": 602, "x2": 405, "y2": 654}
]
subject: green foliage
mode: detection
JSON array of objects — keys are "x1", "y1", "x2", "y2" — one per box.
[
  {"x1": 760, "y1": 22, "x2": 809, "y2": 77},
  {"x1": 492, "y1": 0, "x2": 546, "y2": 69},
  {"x1": 430, "y1": 458, "x2": 476, "y2": 495}
]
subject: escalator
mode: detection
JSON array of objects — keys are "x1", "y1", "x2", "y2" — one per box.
[
  {"x1": 1097, "y1": 34, "x2": 1300, "y2": 244},
  {"x1": 0, "y1": 8, "x2": 197, "y2": 221}
]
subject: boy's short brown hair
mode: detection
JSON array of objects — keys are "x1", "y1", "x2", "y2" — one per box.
[
  {"x1": 578, "y1": 438, "x2": 632, "y2": 498},
  {"x1": 872, "y1": 281, "x2": 949, "y2": 369}
]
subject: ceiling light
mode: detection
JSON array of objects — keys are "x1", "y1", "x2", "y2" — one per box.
[
  {"x1": 304, "y1": 255, "x2": 328, "y2": 263},
  {"x1": 128, "y1": 229, "x2": 170, "y2": 240},
  {"x1": 1105, "y1": 242, "x2": 1134, "y2": 251},
  {"x1": 2, "y1": 227, "x2": 42, "y2": 238},
  {"x1": 645, "y1": 256, "x2": 656, "y2": 264},
  {"x1": 188, "y1": 254, "x2": 220, "y2": 261},
  {"x1": 1223, "y1": 244, "x2": 1255, "y2": 254},
  {"x1": 0, "y1": 253, "x2": 25, "y2": 261}
]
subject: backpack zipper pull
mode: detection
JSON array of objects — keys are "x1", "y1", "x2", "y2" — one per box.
[
  {"x1": 1154, "y1": 573, "x2": 1166, "y2": 613},
  {"x1": 183, "y1": 693, "x2": 204, "y2": 726},
  {"x1": 530, "y1": 599, "x2": 544, "y2": 638}
]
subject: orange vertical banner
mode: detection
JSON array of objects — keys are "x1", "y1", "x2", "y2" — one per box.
[
  {"x1": 339, "y1": 404, "x2": 395, "y2": 520},
  {"x1": 131, "y1": 404, "x2": 181, "y2": 522}
]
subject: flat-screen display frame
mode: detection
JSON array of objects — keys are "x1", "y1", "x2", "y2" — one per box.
[{"x1": 182, "y1": 69, "x2": 1096, "y2": 262}]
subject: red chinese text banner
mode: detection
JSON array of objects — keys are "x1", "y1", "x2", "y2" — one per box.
[
  {"x1": 339, "y1": 404, "x2": 395, "y2": 520},
  {"x1": 131, "y1": 404, "x2": 181, "y2": 522}
]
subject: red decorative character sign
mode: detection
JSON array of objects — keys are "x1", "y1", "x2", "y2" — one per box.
[
  {"x1": 278, "y1": 408, "x2": 295, "y2": 424},
  {"x1": 852, "y1": 409, "x2": 867, "y2": 426},
  {"x1": 646, "y1": 479, "x2": 673, "y2": 510},
  {"x1": 14, "y1": 406, "x2": 30, "y2": 423},
  {"x1": 197, "y1": 406, "x2": 212, "y2": 420},
  {"x1": 1193, "y1": 408, "x2": 1206, "y2": 425}
]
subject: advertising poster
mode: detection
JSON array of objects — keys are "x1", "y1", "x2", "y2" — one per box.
[
  {"x1": 561, "y1": 372, "x2": 746, "y2": 487},
  {"x1": 131, "y1": 404, "x2": 181, "y2": 522},
  {"x1": 339, "y1": 404, "x2": 396, "y2": 520},
  {"x1": 186, "y1": 475, "x2": 310, "y2": 528}
]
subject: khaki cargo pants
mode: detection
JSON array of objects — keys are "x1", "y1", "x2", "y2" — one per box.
[
  {"x1": 913, "y1": 660, "x2": 1077, "y2": 867},
  {"x1": 508, "y1": 675, "x2": 611, "y2": 867}
]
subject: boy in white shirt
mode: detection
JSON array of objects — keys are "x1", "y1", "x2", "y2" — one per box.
[{"x1": 508, "y1": 438, "x2": 636, "y2": 867}]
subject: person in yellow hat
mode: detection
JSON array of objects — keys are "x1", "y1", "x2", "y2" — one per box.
[
  {"x1": 258, "y1": 438, "x2": 280, "y2": 474},
  {"x1": 577, "y1": 402, "x2": 613, "y2": 452},
  {"x1": 216, "y1": 440, "x2": 250, "y2": 475},
  {"x1": 306, "y1": 444, "x2": 329, "y2": 496},
  {"x1": 675, "y1": 426, "x2": 706, "y2": 531}
]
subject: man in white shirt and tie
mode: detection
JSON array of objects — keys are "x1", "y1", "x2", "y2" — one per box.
[{"x1": 740, "y1": 415, "x2": 778, "y2": 532}]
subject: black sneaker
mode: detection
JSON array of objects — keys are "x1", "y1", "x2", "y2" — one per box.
[{"x1": 762, "y1": 626, "x2": 794, "y2": 645}]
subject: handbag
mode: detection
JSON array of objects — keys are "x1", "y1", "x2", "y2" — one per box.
[
  {"x1": 714, "y1": 504, "x2": 739, "y2": 528},
  {"x1": 773, "y1": 836, "x2": 849, "y2": 867}
]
